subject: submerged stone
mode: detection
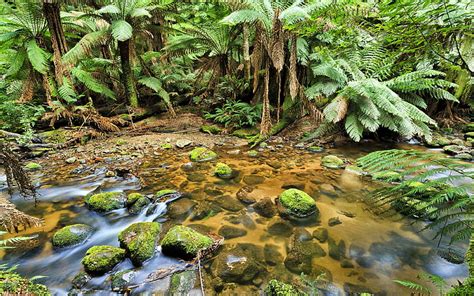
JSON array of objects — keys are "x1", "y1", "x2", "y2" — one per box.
[
  {"x1": 312, "y1": 228, "x2": 328, "y2": 243},
  {"x1": 161, "y1": 225, "x2": 213, "y2": 260},
  {"x1": 189, "y1": 147, "x2": 217, "y2": 162},
  {"x1": 321, "y1": 155, "x2": 344, "y2": 169},
  {"x1": 118, "y1": 222, "x2": 160, "y2": 265},
  {"x1": 243, "y1": 175, "x2": 265, "y2": 185},
  {"x1": 215, "y1": 195, "x2": 244, "y2": 212},
  {"x1": 264, "y1": 244, "x2": 283, "y2": 266},
  {"x1": 71, "y1": 271, "x2": 91, "y2": 289},
  {"x1": 236, "y1": 186, "x2": 256, "y2": 204},
  {"x1": 214, "y1": 163, "x2": 233, "y2": 178},
  {"x1": 264, "y1": 279, "x2": 306, "y2": 296},
  {"x1": 81, "y1": 245, "x2": 125, "y2": 275},
  {"x1": 253, "y1": 197, "x2": 277, "y2": 218},
  {"x1": 111, "y1": 269, "x2": 135, "y2": 292},
  {"x1": 84, "y1": 192, "x2": 125, "y2": 212},
  {"x1": 167, "y1": 198, "x2": 196, "y2": 220},
  {"x1": 284, "y1": 233, "x2": 326, "y2": 274},
  {"x1": 278, "y1": 189, "x2": 318, "y2": 218},
  {"x1": 218, "y1": 225, "x2": 247, "y2": 239},
  {"x1": 267, "y1": 219, "x2": 293, "y2": 236},
  {"x1": 52, "y1": 224, "x2": 93, "y2": 248},
  {"x1": 168, "y1": 270, "x2": 196, "y2": 295}
]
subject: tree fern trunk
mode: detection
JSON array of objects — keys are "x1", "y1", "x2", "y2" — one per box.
[
  {"x1": 260, "y1": 62, "x2": 272, "y2": 135},
  {"x1": 118, "y1": 39, "x2": 138, "y2": 108},
  {"x1": 243, "y1": 24, "x2": 251, "y2": 80}
]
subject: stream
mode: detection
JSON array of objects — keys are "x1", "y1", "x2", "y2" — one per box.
[{"x1": 0, "y1": 141, "x2": 469, "y2": 295}]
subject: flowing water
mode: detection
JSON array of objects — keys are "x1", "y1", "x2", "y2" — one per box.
[{"x1": 0, "y1": 142, "x2": 469, "y2": 295}]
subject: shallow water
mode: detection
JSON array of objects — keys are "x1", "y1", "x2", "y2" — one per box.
[{"x1": 1, "y1": 142, "x2": 469, "y2": 295}]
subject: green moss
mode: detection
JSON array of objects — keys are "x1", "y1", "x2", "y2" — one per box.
[
  {"x1": 279, "y1": 189, "x2": 318, "y2": 218},
  {"x1": 118, "y1": 222, "x2": 160, "y2": 265},
  {"x1": 189, "y1": 147, "x2": 217, "y2": 162},
  {"x1": 161, "y1": 225, "x2": 213, "y2": 260},
  {"x1": 214, "y1": 163, "x2": 232, "y2": 178},
  {"x1": 81, "y1": 245, "x2": 126, "y2": 275},
  {"x1": 308, "y1": 146, "x2": 324, "y2": 153},
  {"x1": 321, "y1": 155, "x2": 344, "y2": 169},
  {"x1": 39, "y1": 129, "x2": 68, "y2": 144},
  {"x1": 345, "y1": 165, "x2": 364, "y2": 175},
  {"x1": 52, "y1": 224, "x2": 93, "y2": 248},
  {"x1": 116, "y1": 139, "x2": 127, "y2": 145},
  {"x1": 111, "y1": 270, "x2": 135, "y2": 292},
  {"x1": 392, "y1": 197, "x2": 438, "y2": 220},
  {"x1": 264, "y1": 279, "x2": 307, "y2": 296},
  {"x1": 465, "y1": 132, "x2": 474, "y2": 138},
  {"x1": 25, "y1": 162, "x2": 42, "y2": 171},
  {"x1": 247, "y1": 150, "x2": 258, "y2": 157},
  {"x1": 200, "y1": 125, "x2": 222, "y2": 135},
  {"x1": 155, "y1": 189, "x2": 178, "y2": 199},
  {"x1": 372, "y1": 171, "x2": 402, "y2": 182},
  {"x1": 426, "y1": 134, "x2": 451, "y2": 147},
  {"x1": 464, "y1": 123, "x2": 474, "y2": 133},
  {"x1": 0, "y1": 270, "x2": 50, "y2": 295},
  {"x1": 126, "y1": 193, "x2": 144, "y2": 206},
  {"x1": 84, "y1": 192, "x2": 125, "y2": 212},
  {"x1": 168, "y1": 271, "x2": 196, "y2": 295},
  {"x1": 161, "y1": 143, "x2": 173, "y2": 149},
  {"x1": 232, "y1": 128, "x2": 259, "y2": 139}
]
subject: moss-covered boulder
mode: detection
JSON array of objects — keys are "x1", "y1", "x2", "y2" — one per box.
[
  {"x1": 0, "y1": 270, "x2": 51, "y2": 295},
  {"x1": 308, "y1": 146, "x2": 324, "y2": 153},
  {"x1": 81, "y1": 245, "x2": 126, "y2": 275},
  {"x1": 118, "y1": 222, "x2": 160, "y2": 265},
  {"x1": 464, "y1": 123, "x2": 474, "y2": 133},
  {"x1": 24, "y1": 162, "x2": 42, "y2": 171},
  {"x1": 52, "y1": 224, "x2": 93, "y2": 248},
  {"x1": 126, "y1": 193, "x2": 150, "y2": 214},
  {"x1": 160, "y1": 143, "x2": 173, "y2": 149},
  {"x1": 321, "y1": 155, "x2": 344, "y2": 169},
  {"x1": 372, "y1": 171, "x2": 402, "y2": 182},
  {"x1": 426, "y1": 134, "x2": 451, "y2": 147},
  {"x1": 278, "y1": 189, "x2": 318, "y2": 218},
  {"x1": 189, "y1": 147, "x2": 217, "y2": 162},
  {"x1": 247, "y1": 150, "x2": 259, "y2": 157},
  {"x1": 84, "y1": 192, "x2": 125, "y2": 212},
  {"x1": 232, "y1": 128, "x2": 259, "y2": 139},
  {"x1": 161, "y1": 225, "x2": 213, "y2": 260},
  {"x1": 214, "y1": 163, "x2": 232, "y2": 178},
  {"x1": 155, "y1": 189, "x2": 179, "y2": 200},
  {"x1": 443, "y1": 145, "x2": 466, "y2": 155},
  {"x1": 465, "y1": 132, "x2": 474, "y2": 138},
  {"x1": 264, "y1": 279, "x2": 307, "y2": 296},
  {"x1": 200, "y1": 125, "x2": 222, "y2": 134}
]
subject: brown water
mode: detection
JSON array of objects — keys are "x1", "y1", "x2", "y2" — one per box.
[{"x1": 1, "y1": 142, "x2": 469, "y2": 295}]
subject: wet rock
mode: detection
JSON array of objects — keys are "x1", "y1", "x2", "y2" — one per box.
[
  {"x1": 167, "y1": 198, "x2": 196, "y2": 220},
  {"x1": 176, "y1": 139, "x2": 192, "y2": 148},
  {"x1": 253, "y1": 197, "x2": 277, "y2": 218},
  {"x1": 319, "y1": 183, "x2": 338, "y2": 197},
  {"x1": 464, "y1": 123, "x2": 474, "y2": 133},
  {"x1": 284, "y1": 233, "x2": 326, "y2": 274},
  {"x1": 308, "y1": 146, "x2": 324, "y2": 153},
  {"x1": 341, "y1": 259, "x2": 354, "y2": 268},
  {"x1": 436, "y1": 248, "x2": 465, "y2": 264},
  {"x1": 66, "y1": 157, "x2": 77, "y2": 164},
  {"x1": 168, "y1": 270, "x2": 196, "y2": 295},
  {"x1": 215, "y1": 195, "x2": 244, "y2": 212},
  {"x1": 189, "y1": 147, "x2": 217, "y2": 162},
  {"x1": 313, "y1": 264, "x2": 333, "y2": 281},
  {"x1": 312, "y1": 228, "x2": 328, "y2": 243},
  {"x1": 187, "y1": 172, "x2": 206, "y2": 182},
  {"x1": 443, "y1": 145, "x2": 465, "y2": 155},
  {"x1": 52, "y1": 224, "x2": 93, "y2": 248},
  {"x1": 200, "y1": 125, "x2": 222, "y2": 135},
  {"x1": 264, "y1": 244, "x2": 283, "y2": 266},
  {"x1": 236, "y1": 186, "x2": 256, "y2": 204},
  {"x1": 294, "y1": 143, "x2": 305, "y2": 149},
  {"x1": 72, "y1": 272, "x2": 91, "y2": 289},
  {"x1": 218, "y1": 225, "x2": 247, "y2": 239},
  {"x1": 214, "y1": 163, "x2": 233, "y2": 179},
  {"x1": 84, "y1": 192, "x2": 126, "y2": 212},
  {"x1": 328, "y1": 237, "x2": 346, "y2": 261},
  {"x1": 118, "y1": 222, "x2": 160, "y2": 265},
  {"x1": 161, "y1": 225, "x2": 213, "y2": 260},
  {"x1": 161, "y1": 143, "x2": 173, "y2": 149},
  {"x1": 126, "y1": 193, "x2": 150, "y2": 215},
  {"x1": 190, "y1": 202, "x2": 221, "y2": 221},
  {"x1": 181, "y1": 162, "x2": 194, "y2": 171},
  {"x1": 264, "y1": 279, "x2": 304, "y2": 295},
  {"x1": 267, "y1": 219, "x2": 293, "y2": 236},
  {"x1": 328, "y1": 217, "x2": 342, "y2": 227},
  {"x1": 211, "y1": 243, "x2": 265, "y2": 284},
  {"x1": 321, "y1": 155, "x2": 344, "y2": 169},
  {"x1": 293, "y1": 228, "x2": 312, "y2": 242},
  {"x1": 278, "y1": 189, "x2": 318, "y2": 218},
  {"x1": 372, "y1": 171, "x2": 402, "y2": 182},
  {"x1": 425, "y1": 134, "x2": 451, "y2": 147},
  {"x1": 247, "y1": 150, "x2": 259, "y2": 157},
  {"x1": 225, "y1": 214, "x2": 256, "y2": 229},
  {"x1": 349, "y1": 244, "x2": 366, "y2": 258},
  {"x1": 25, "y1": 162, "x2": 42, "y2": 171},
  {"x1": 343, "y1": 283, "x2": 375, "y2": 295},
  {"x1": 454, "y1": 152, "x2": 473, "y2": 160},
  {"x1": 266, "y1": 160, "x2": 282, "y2": 169},
  {"x1": 355, "y1": 256, "x2": 375, "y2": 268},
  {"x1": 111, "y1": 270, "x2": 135, "y2": 292},
  {"x1": 243, "y1": 175, "x2": 265, "y2": 185},
  {"x1": 155, "y1": 189, "x2": 179, "y2": 201},
  {"x1": 227, "y1": 149, "x2": 241, "y2": 155},
  {"x1": 81, "y1": 245, "x2": 126, "y2": 275},
  {"x1": 281, "y1": 182, "x2": 305, "y2": 190}
]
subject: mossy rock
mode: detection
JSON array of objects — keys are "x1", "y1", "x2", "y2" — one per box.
[
  {"x1": 264, "y1": 279, "x2": 307, "y2": 296},
  {"x1": 160, "y1": 143, "x2": 173, "y2": 149},
  {"x1": 232, "y1": 128, "x2": 259, "y2": 139},
  {"x1": 278, "y1": 189, "x2": 318, "y2": 218},
  {"x1": 463, "y1": 123, "x2": 474, "y2": 133},
  {"x1": 155, "y1": 189, "x2": 179, "y2": 200},
  {"x1": 39, "y1": 129, "x2": 69, "y2": 144},
  {"x1": 161, "y1": 225, "x2": 213, "y2": 260},
  {"x1": 200, "y1": 125, "x2": 222, "y2": 135},
  {"x1": 443, "y1": 145, "x2": 466, "y2": 155},
  {"x1": 84, "y1": 192, "x2": 126, "y2": 212},
  {"x1": 110, "y1": 269, "x2": 135, "y2": 292},
  {"x1": 118, "y1": 222, "x2": 160, "y2": 265},
  {"x1": 81, "y1": 245, "x2": 126, "y2": 275},
  {"x1": 372, "y1": 171, "x2": 402, "y2": 182},
  {"x1": 392, "y1": 197, "x2": 438, "y2": 221},
  {"x1": 52, "y1": 224, "x2": 93, "y2": 248},
  {"x1": 426, "y1": 134, "x2": 451, "y2": 147},
  {"x1": 308, "y1": 146, "x2": 324, "y2": 153},
  {"x1": 24, "y1": 162, "x2": 42, "y2": 171},
  {"x1": 116, "y1": 139, "x2": 127, "y2": 146},
  {"x1": 0, "y1": 270, "x2": 51, "y2": 295},
  {"x1": 189, "y1": 147, "x2": 217, "y2": 162},
  {"x1": 247, "y1": 150, "x2": 259, "y2": 157},
  {"x1": 214, "y1": 163, "x2": 232, "y2": 178},
  {"x1": 126, "y1": 193, "x2": 150, "y2": 214},
  {"x1": 465, "y1": 131, "x2": 474, "y2": 138},
  {"x1": 321, "y1": 155, "x2": 344, "y2": 169},
  {"x1": 168, "y1": 270, "x2": 196, "y2": 296}
]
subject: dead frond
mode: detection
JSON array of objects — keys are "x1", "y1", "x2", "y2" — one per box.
[{"x1": 0, "y1": 197, "x2": 43, "y2": 233}]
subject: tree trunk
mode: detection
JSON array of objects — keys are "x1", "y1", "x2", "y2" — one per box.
[
  {"x1": 243, "y1": 24, "x2": 251, "y2": 80},
  {"x1": 42, "y1": 1, "x2": 68, "y2": 86},
  {"x1": 260, "y1": 61, "x2": 272, "y2": 135},
  {"x1": 118, "y1": 40, "x2": 139, "y2": 107}
]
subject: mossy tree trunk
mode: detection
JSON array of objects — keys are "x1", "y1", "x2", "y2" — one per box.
[{"x1": 118, "y1": 39, "x2": 139, "y2": 108}]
